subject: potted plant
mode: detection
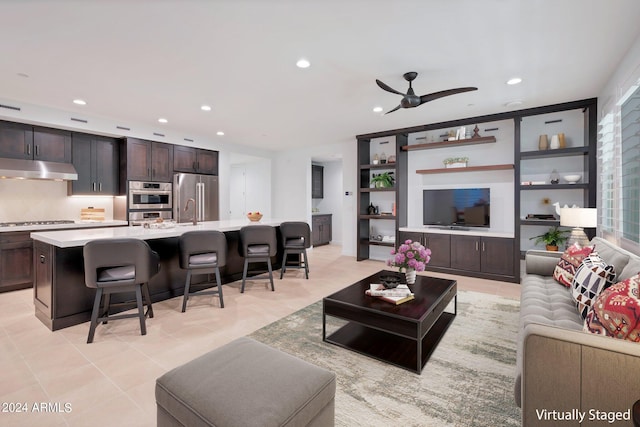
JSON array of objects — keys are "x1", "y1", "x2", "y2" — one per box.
[
  {"x1": 370, "y1": 172, "x2": 395, "y2": 188},
  {"x1": 443, "y1": 156, "x2": 469, "y2": 168},
  {"x1": 529, "y1": 226, "x2": 570, "y2": 251}
]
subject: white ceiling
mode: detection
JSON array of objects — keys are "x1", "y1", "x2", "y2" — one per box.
[{"x1": 1, "y1": 0, "x2": 640, "y2": 152}]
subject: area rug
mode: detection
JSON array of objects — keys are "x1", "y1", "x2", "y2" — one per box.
[{"x1": 249, "y1": 290, "x2": 521, "y2": 427}]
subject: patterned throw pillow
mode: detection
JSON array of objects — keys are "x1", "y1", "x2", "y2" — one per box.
[
  {"x1": 571, "y1": 253, "x2": 617, "y2": 319},
  {"x1": 553, "y1": 243, "x2": 594, "y2": 287},
  {"x1": 584, "y1": 274, "x2": 640, "y2": 342}
]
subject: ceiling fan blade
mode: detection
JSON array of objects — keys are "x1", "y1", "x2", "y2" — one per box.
[
  {"x1": 419, "y1": 87, "x2": 477, "y2": 104},
  {"x1": 376, "y1": 79, "x2": 406, "y2": 96},
  {"x1": 384, "y1": 104, "x2": 402, "y2": 115}
]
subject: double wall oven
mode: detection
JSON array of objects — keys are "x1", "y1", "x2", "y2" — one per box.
[{"x1": 128, "y1": 181, "x2": 173, "y2": 224}]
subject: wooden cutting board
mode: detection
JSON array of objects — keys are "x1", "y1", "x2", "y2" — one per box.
[{"x1": 81, "y1": 208, "x2": 105, "y2": 221}]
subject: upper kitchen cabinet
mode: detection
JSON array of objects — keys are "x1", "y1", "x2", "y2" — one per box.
[
  {"x1": 312, "y1": 165, "x2": 323, "y2": 199},
  {"x1": 173, "y1": 146, "x2": 218, "y2": 175},
  {"x1": 69, "y1": 134, "x2": 120, "y2": 195},
  {"x1": 0, "y1": 121, "x2": 71, "y2": 163},
  {"x1": 121, "y1": 137, "x2": 174, "y2": 182}
]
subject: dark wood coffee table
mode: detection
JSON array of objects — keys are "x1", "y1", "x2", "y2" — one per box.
[{"x1": 322, "y1": 270, "x2": 457, "y2": 374}]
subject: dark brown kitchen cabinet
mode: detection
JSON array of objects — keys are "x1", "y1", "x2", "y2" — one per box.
[
  {"x1": 32, "y1": 127, "x2": 72, "y2": 163},
  {"x1": 312, "y1": 214, "x2": 332, "y2": 246},
  {"x1": 173, "y1": 146, "x2": 218, "y2": 175},
  {"x1": 312, "y1": 165, "x2": 323, "y2": 199},
  {"x1": 69, "y1": 134, "x2": 119, "y2": 195},
  {"x1": 0, "y1": 232, "x2": 33, "y2": 292},
  {"x1": 0, "y1": 121, "x2": 33, "y2": 160},
  {"x1": 0, "y1": 121, "x2": 71, "y2": 163},
  {"x1": 121, "y1": 137, "x2": 173, "y2": 182}
]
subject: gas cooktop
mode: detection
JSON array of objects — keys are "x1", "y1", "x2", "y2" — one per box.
[{"x1": 0, "y1": 220, "x2": 75, "y2": 227}]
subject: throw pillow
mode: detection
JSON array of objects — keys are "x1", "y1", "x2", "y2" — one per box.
[
  {"x1": 584, "y1": 274, "x2": 640, "y2": 342},
  {"x1": 553, "y1": 243, "x2": 594, "y2": 287},
  {"x1": 571, "y1": 252, "x2": 617, "y2": 319}
]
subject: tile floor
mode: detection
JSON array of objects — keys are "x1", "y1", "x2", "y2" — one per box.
[{"x1": 0, "y1": 244, "x2": 521, "y2": 426}]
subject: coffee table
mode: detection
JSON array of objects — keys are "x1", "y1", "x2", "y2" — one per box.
[{"x1": 322, "y1": 270, "x2": 457, "y2": 374}]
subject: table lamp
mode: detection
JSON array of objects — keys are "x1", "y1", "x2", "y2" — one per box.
[{"x1": 559, "y1": 208, "x2": 597, "y2": 247}]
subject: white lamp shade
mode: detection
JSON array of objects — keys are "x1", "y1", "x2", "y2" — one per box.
[{"x1": 560, "y1": 208, "x2": 597, "y2": 228}]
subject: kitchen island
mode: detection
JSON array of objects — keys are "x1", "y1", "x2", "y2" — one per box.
[{"x1": 31, "y1": 219, "x2": 289, "y2": 331}]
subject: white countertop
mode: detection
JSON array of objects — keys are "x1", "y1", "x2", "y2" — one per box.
[
  {"x1": 399, "y1": 226, "x2": 514, "y2": 239},
  {"x1": 0, "y1": 220, "x2": 128, "y2": 233},
  {"x1": 31, "y1": 219, "x2": 289, "y2": 248}
]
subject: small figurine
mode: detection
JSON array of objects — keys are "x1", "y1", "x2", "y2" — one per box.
[{"x1": 472, "y1": 125, "x2": 481, "y2": 138}]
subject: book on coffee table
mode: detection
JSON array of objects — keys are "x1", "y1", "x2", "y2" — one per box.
[{"x1": 365, "y1": 285, "x2": 415, "y2": 305}]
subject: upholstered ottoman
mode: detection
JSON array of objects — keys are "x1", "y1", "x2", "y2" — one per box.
[{"x1": 155, "y1": 337, "x2": 336, "y2": 427}]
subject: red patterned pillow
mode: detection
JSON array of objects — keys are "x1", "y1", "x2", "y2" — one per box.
[
  {"x1": 584, "y1": 274, "x2": 640, "y2": 342},
  {"x1": 553, "y1": 243, "x2": 594, "y2": 287}
]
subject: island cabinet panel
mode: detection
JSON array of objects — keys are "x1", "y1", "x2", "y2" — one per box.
[
  {"x1": 0, "y1": 232, "x2": 33, "y2": 292},
  {"x1": 33, "y1": 240, "x2": 53, "y2": 317}
]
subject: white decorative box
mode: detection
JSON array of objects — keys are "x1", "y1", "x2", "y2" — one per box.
[{"x1": 445, "y1": 162, "x2": 468, "y2": 168}]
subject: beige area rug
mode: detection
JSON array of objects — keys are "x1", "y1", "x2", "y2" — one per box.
[{"x1": 249, "y1": 290, "x2": 521, "y2": 427}]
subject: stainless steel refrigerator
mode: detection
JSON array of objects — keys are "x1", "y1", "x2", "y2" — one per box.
[{"x1": 173, "y1": 173, "x2": 219, "y2": 223}]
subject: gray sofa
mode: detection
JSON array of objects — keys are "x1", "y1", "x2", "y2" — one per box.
[{"x1": 516, "y1": 237, "x2": 640, "y2": 426}]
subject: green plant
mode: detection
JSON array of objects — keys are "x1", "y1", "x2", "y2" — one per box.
[
  {"x1": 443, "y1": 156, "x2": 469, "y2": 166},
  {"x1": 529, "y1": 226, "x2": 570, "y2": 247},
  {"x1": 370, "y1": 172, "x2": 395, "y2": 188}
]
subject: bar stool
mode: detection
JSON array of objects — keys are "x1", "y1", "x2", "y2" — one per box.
[
  {"x1": 83, "y1": 238, "x2": 160, "y2": 343},
  {"x1": 178, "y1": 230, "x2": 226, "y2": 312},
  {"x1": 239, "y1": 225, "x2": 277, "y2": 293},
  {"x1": 279, "y1": 221, "x2": 311, "y2": 279}
]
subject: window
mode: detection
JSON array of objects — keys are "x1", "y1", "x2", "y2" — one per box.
[{"x1": 598, "y1": 84, "x2": 640, "y2": 250}]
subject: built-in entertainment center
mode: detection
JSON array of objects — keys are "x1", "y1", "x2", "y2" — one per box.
[{"x1": 356, "y1": 98, "x2": 597, "y2": 283}]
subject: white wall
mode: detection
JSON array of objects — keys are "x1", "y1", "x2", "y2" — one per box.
[{"x1": 406, "y1": 119, "x2": 515, "y2": 235}]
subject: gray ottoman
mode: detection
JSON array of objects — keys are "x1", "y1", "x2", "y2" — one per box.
[{"x1": 155, "y1": 337, "x2": 336, "y2": 427}]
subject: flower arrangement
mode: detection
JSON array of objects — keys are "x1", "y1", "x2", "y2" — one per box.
[{"x1": 386, "y1": 239, "x2": 432, "y2": 272}]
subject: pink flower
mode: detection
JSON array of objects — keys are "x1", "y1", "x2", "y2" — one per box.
[{"x1": 387, "y1": 239, "x2": 432, "y2": 272}]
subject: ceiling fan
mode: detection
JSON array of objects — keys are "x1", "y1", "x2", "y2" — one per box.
[{"x1": 375, "y1": 72, "x2": 477, "y2": 114}]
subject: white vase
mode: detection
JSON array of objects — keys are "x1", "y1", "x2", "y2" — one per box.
[
  {"x1": 550, "y1": 135, "x2": 560, "y2": 149},
  {"x1": 405, "y1": 269, "x2": 416, "y2": 285}
]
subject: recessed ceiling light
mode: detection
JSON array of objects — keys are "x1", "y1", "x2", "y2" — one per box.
[
  {"x1": 373, "y1": 106, "x2": 383, "y2": 113},
  {"x1": 296, "y1": 58, "x2": 310, "y2": 69},
  {"x1": 507, "y1": 77, "x2": 522, "y2": 85},
  {"x1": 216, "y1": 131, "x2": 224, "y2": 136},
  {"x1": 73, "y1": 99, "x2": 86, "y2": 105},
  {"x1": 158, "y1": 118, "x2": 168, "y2": 124},
  {"x1": 17, "y1": 73, "x2": 29, "y2": 78},
  {"x1": 201, "y1": 105, "x2": 211, "y2": 111},
  {"x1": 505, "y1": 100, "x2": 523, "y2": 108}
]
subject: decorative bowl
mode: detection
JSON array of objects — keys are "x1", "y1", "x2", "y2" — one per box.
[
  {"x1": 247, "y1": 212, "x2": 263, "y2": 222},
  {"x1": 379, "y1": 274, "x2": 401, "y2": 289},
  {"x1": 562, "y1": 174, "x2": 581, "y2": 184}
]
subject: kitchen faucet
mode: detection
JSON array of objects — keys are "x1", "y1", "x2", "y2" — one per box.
[{"x1": 184, "y1": 198, "x2": 197, "y2": 225}]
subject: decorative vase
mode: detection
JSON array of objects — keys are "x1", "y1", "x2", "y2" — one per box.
[
  {"x1": 550, "y1": 134, "x2": 560, "y2": 149},
  {"x1": 558, "y1": 133, "x2": 566, "y2": 148},
  {"x1": 538, "y1": 134, "x2": 548, "y2": 150},
  {"x1": 405, "y1": 269, "x2": 416, "y2": 285}
]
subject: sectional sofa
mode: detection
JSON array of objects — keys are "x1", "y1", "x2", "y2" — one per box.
[{"x1": 516, "y1": 237, "x2": 640, "y2": 426}]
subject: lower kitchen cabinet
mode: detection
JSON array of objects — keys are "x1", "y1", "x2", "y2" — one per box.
[
  {"x1": 312, "y1": 214, "x2": 332, "y2": 246},
  {"x1": 0, "y1": 232, "x2": 33, "y2": 292}
]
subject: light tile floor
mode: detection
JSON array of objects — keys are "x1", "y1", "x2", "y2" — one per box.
[{"x1": 0, "y1": 244, "x2": 521, "y2": 426}]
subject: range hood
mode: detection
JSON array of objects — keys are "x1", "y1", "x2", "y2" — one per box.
[{"x1": 0, "y1": 158, "x2": 78, "y2": 181}]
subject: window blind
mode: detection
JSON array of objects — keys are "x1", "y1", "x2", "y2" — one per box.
[{"x1": 621, "y1": 90, "x2": 640, "y2": 243}]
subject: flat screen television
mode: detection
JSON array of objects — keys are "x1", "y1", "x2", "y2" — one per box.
[{"x1": 423, "y1": 188, "x2": 490, "y2": 228}]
